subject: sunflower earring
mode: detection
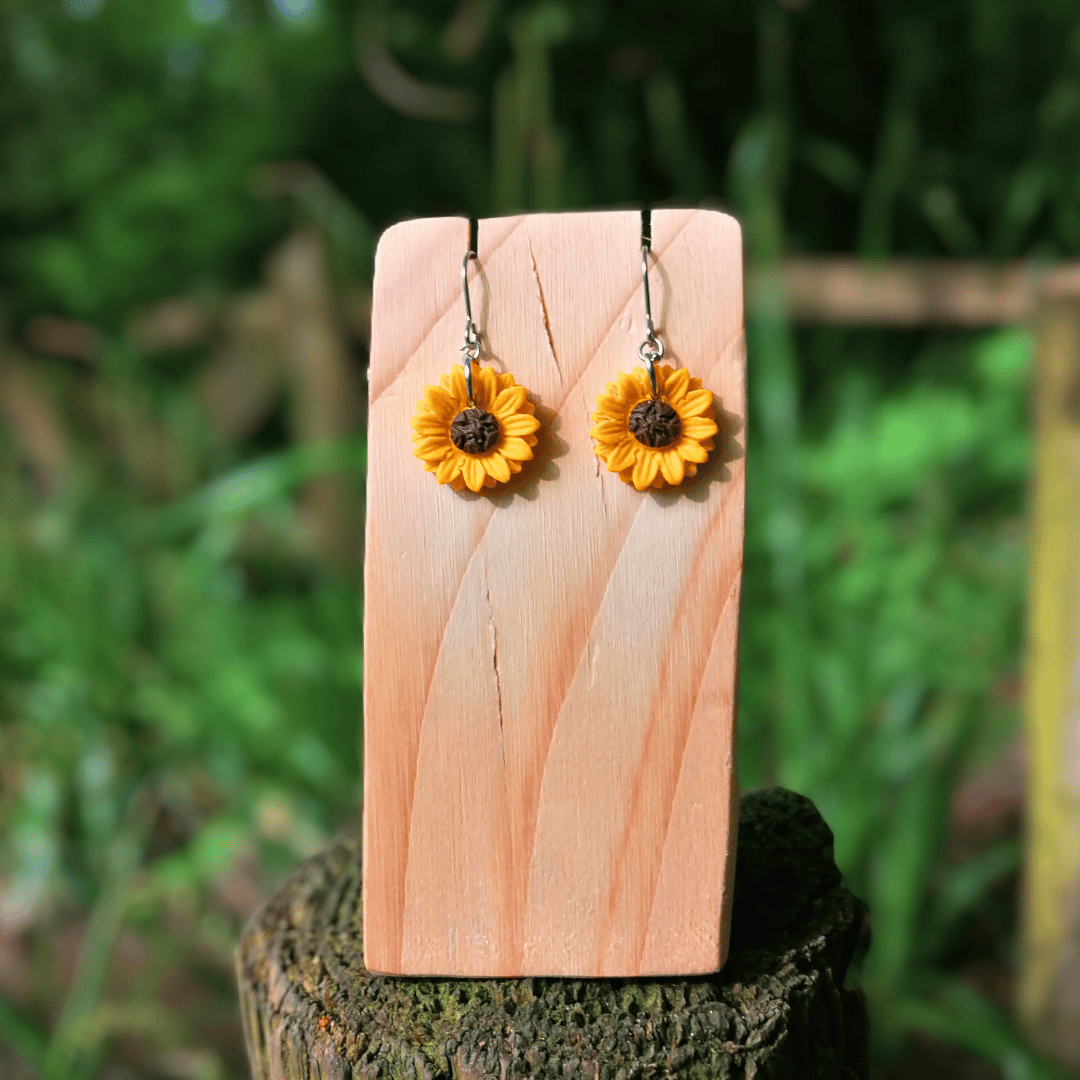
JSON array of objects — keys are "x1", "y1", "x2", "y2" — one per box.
[
  {"x1": 590, "y1": 238, "x2": 719, "y2": 490},
  {"x1": 411, "y1": 249, "x2": 541, "y2": 492}
]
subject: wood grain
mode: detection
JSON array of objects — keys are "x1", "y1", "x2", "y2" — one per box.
[{"x1": 362, "y1": 209, "x2": 746, "y2": 977}]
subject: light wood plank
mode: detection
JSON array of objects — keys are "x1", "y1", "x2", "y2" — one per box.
[
  {"x1": 1019, "y1": 300, "x2": 1080, "y2": 1067},
  {"x1": 363, "y1": 209, "x2": 746, "y2": 977}
]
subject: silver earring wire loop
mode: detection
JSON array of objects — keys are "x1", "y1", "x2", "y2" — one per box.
[
  {"x1": 461, "y1": 249, "x2": 481, "y2": 405},
  {"x1": 638, "y1": 240, "x2": 665, "y2": 397}
]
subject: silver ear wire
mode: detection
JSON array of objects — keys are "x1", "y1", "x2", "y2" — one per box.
[
  {"x1": 638, "y1": 239, "x2": 665, "y2": 397},
  {"x1": 461, "y1": 249, "x2": 480, "y2": 404}
]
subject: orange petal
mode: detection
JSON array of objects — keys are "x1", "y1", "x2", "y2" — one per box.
[
  {"x1": 472, "y1": 366, "x2": 498, "y2": 408},
  {"x1": 660, "y1": 450, "x2": 685, "y2": 486},
  {"x1": 484, "y1": 453, "x2": 511, "y2": 483},
  {"x1": 594, "y1": 396, "x2": 628, "y2": 422},
  {"x1": 435, "y1": 455, "x2": 461, "y2": 485},
  {"x1": 412, "y1": 410, "x2": 449, "y2": 430},
  {"x1": 681, "y1": 416, "x2": 719, "y2": 439},
  {"x1": 423, "y1": 384, "x2": 456, "y2": 415},
  {"x1": 415, "y1": 444, "x2": 451, "y2": 463},
  {"x1": 680, "y1": 440, "x2": 710, "y2": 464},
  {"x1": 680, "y1": 389, "x2": 714, "y2": 417},
  {"x1": 495, "y1": 370, "x2": 517, "y2": 393},
  {"x1": 501, "y1": 437, "x2": 533, "y2": 461},
  {"x1": 413, "y1": 432, "x2": 450, "y2": 449},
  {"x1": 615, "y1": 371, "x2": 638, "y2": 399},
  {"x1": 462, "y1": 456, "x2": 486, "y2": 492},
  {"x1": 605, "y1": 438, "x2": 637, "y2": 472},
  {"x1": 448, "y1": 365, "x2": 470, "y2": 403},
  {"x1": 632, "y1": 452, "x2": 660, "y2": 490},
  {"x1": 630, "y1": 367, "x2": 653, "y2": 397},
  {"x1": 502, "y1": 414, "x2": 541, "y2": 436},
  {"x1": 589, "y1": 419, "x2": 626, "y2": 439},
  {"x1": 493, "y1": 385, "x2": 528, "y2": 416},
  {"x1": 663, "y1": 367, "x2": 691, "y2": 404}
]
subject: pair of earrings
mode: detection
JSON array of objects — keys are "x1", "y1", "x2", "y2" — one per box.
[{"x1": 411, "y1": 238, "x2": 719, "y2": 493}]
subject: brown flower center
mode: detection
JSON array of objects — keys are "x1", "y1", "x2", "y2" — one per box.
[
  {"x1": 450, "y1": 407, "x2": 501, "y2": 454},
  {"x1": 628, "y1": 398, "x2": 681, "y2": 448}
]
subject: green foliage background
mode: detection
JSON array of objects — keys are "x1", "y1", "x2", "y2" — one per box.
[{"x1": 0, "y1": 0, "x2": 1073, "y2": 1076}]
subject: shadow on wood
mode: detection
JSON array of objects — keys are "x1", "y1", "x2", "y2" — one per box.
[{"x1": 235, "y1": 788, "x2": 869, "y2": 1079}]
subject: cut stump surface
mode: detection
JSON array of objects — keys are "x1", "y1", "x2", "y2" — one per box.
[{"x1": 236, "y1": 788, "x2": 869, "y2": 1080}]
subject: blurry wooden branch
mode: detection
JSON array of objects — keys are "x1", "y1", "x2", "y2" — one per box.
[
  {"x1": 0, "y1": 351, "x2": 69, "y2": 496},
  {"x1": 758, "y1": 257, "x2": 1080, "y2": 325},
  {"x1": 13, "y1": 225, "x2": 365, "y2": 571}
]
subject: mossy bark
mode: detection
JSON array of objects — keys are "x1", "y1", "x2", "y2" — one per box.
[{"x1": 235, "y1": 788, "x2": 869, "y2": 1079}]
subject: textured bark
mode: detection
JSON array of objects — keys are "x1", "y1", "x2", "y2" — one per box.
[{"x1": 236, "y1": 788, "x2": 869, "y2": 1080}]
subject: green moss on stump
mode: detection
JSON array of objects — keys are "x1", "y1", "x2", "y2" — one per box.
[{"x1": 235, "y1": 789, "x2": 869, "y2": 1079}]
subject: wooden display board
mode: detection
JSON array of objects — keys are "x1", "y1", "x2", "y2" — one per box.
[{"x1": 362, "y1": 209, "x2": 746, "y2": 977}]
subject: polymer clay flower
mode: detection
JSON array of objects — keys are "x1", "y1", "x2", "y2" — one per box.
[
  {"x1": 411, "y1": 364, "x2": 540, "y2": 492},
  {"x1": 590, "y1": 363, "x2": 718, "y2": 490}
]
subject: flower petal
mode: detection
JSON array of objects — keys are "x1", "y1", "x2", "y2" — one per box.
[
  {"x1": 680, "y1": 440, "x2": 710, "y2": 464},
  {"x1": 435, "y1": 454, "x2": 461, "y2": 485},
  {"x1": 663, "y1": 367, "x2": 691, "y2": 404},
  {"x1": 484, "y1": 453, "x2": 511, "y2": 483},
  {"x1": 448, "y1": 365, "x2": 470, "y2": 403},
  {"x1": 616, "y1": 371, "x2": 642, "y2": 400},
  {"x1": 493, "y1": 385, "x2": 528, "y2": 416},
  {"x1": 594, "y1": 396, "x2": 628, "y2": 422},
  {"x1": 632, "y1": 451, "x2": 660, "y2": 491},
  {"x1": 604, "y1": 438, "x2": 638, "y2": 473},
  {"x1": 630, "y1": 367, "x2": 653, "y2": 398},
  {"x1": 501, "y1": 437, "x2": 534, "y2": 461},
  {"x1": 424, "y1": 384, "x2": 456, "y2": 415},
  {"x1": 501, "y1": 414, "x2": 541, "y2": 436},
  {"x1": 680, "y1": 389, "x2": 714, "y2": 417},
  {"x1": 681, "y1": 416, "x2": 719, "y2": 440},
  {"x1": 473, "y1": 366, "x2": 498, "y2": 408},
  {"x1": 462, "y1": 456, "x2": 486, "y2": 492},
  {"x1": 415, "y1": 443, "x2": 451, "y2": 463},
  {"x1": 413, "y1": 432, "x2": 450, "y2": 449},
  {"x1": 660, "y1": 450, "x2": 685, "y2": 486},
  {"x1": 589, "y1": 420, "x2": 627, "y2": 440},
  {"x1": 412, "y1": 415, "x2": 449, "y2": 435}
]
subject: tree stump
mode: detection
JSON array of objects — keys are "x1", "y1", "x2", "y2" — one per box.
[{"x1": 235, "y1": 788, "x2": 869, "y2": 1080}]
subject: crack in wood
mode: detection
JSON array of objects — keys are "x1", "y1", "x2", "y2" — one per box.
[
  {"x1": 484, "y1": 557, "x2": 506, "y2": 766},
  {"x1": 527, "y1": 233, "x2": 562, "y2": 389}
]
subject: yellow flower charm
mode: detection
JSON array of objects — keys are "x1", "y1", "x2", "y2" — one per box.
[
  {"x1": 411, "y1": 364, "x2": 541, "y2": 492},
  {"x1": 590, "y1": 363, "x2": 718, "y2": 490}
]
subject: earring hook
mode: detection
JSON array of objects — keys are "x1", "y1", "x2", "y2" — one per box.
[
  {"x1": 638, "y1": 239, "x2": 665, "y2": 397},
  {"x1": 461, "y1": 249, "x2": 481, "y2": 405}
]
